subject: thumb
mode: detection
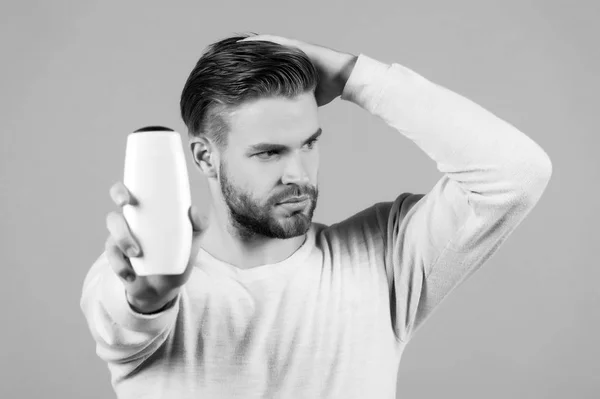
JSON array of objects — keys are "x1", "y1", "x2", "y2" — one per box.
[{"x1": 188, "y1": 205, "x2": 207, "y2": 232}]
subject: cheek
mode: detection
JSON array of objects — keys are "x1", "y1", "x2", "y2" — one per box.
[
  {"x1": 308, "y1": 152, "x2": 320, "y2": 180},
  {"x1": 241, "y1": 166, "x2": 279, "y2": 197}
]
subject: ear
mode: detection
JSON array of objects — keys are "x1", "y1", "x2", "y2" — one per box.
[{"x1": 190, "y1": 136, "x2": 217, "y2": 178}]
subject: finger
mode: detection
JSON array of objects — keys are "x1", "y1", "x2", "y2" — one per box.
[
  {"x1": 188, "y1": 205, "x2": 208, "y2": 232},
  {"x1": 105, "y1": 236, "x2": 136, "y2": 282},
  {"x1": 109, "y1": 182, "x2": 138, "y2": 207},
  {"x1": 106, "y1": 210, "x2": 142, "y2": 258}
]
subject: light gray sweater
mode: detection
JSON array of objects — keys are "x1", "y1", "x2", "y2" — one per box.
[{"x1": 80, "y1": 54, "x2": 552, "y2": 399}]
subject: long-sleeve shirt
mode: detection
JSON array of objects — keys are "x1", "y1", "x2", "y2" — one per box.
[{"x1": 80, "y1": 53, "x2": 552, "y2": 399}]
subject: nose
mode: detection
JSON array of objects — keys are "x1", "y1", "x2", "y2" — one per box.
[{"x1": 281, "y1": 152, "x2": 310, "y2": 186}]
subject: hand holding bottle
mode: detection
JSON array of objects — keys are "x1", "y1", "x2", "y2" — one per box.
[{"x1": 105, "y1": 182, "x2": 207, "y2": 313}]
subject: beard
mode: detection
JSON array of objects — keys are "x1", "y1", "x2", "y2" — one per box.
[{"x1": 218, "y1": 159, "x2": 318, "y2": 240}]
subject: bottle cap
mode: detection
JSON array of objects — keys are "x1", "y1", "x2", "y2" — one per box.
[{"x1": 133, "y1": 126, "x2": 174, "y2": 133}]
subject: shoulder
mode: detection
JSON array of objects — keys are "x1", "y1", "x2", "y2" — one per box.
[{"x1": 316, "y1": 193, "x2": 425, "y2": 235}]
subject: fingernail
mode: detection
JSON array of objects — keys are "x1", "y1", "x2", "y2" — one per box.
[{"x1": 127, "y1": 247, "x2": 139, "y2": 257}]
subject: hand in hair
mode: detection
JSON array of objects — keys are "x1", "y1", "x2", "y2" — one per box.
[{"x1": 238, "y1": 34, "x2": 358, "y2": 107}]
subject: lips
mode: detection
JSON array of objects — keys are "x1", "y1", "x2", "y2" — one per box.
[{"x1": 278, "y1": 196, "x2": 309, "y2": 204}]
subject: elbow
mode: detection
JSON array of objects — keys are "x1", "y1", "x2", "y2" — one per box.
[
  {"x1": 531, "y1": 150, "x2": 553, "y2": 186},
  {"x1": 541, "y1": 152, "x2": 552, "y2": 181},
  {"x1": 517, "y1": 152, "x2": 553, "y2": 205},
  {"x1": 533, "y1": 148, "x2": 553, "y2": 181}
]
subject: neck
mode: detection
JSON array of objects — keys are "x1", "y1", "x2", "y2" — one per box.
[{"x1": 199, "y1": 201, "x2": 308, "y2": 270}]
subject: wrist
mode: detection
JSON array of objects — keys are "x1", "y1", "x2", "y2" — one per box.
[
  {"x1": 126, "y1": 290, "x2": 179, "y2": 315},
  {"x1": 337, "y1": 54, "x2": 358, "y2": 93}
]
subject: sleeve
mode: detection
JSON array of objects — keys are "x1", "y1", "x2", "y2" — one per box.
[
  {"x1": 79, "y1": 251, "x2": 181, "y2": 366},
  {"x1": 340, "y1": 54, "x2": 553, "y2": 343}
]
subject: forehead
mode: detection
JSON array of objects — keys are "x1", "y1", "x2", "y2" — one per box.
[{"x1": 227, "y1": 93, "x2": 320, "y2": 145}]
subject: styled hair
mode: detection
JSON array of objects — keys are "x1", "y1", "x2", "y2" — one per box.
[{"x1": 180, "y1": 33, "x2": 320, "y2": 152}]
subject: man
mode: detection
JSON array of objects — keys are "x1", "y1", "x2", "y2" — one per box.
[{"x1": 80, "y1": 33, "x2": 552, "y2": 398}]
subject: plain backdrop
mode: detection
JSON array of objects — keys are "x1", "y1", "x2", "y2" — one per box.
[{"x1": 1, "y1": 0, "x2": 598, "y2": 398}]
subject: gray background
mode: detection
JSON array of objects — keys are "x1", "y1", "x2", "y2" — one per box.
[{"x1": 1, "y1": 0, "x2": 597, "y2": 398}]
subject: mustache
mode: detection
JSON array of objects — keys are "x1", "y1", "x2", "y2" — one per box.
[{"x1": 273, "y1": 186, "x2": 316, "y2": 203}]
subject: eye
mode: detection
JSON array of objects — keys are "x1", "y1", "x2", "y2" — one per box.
[
  {"x1": 256, "y1": 150, "x2": 279, "y2": 160},
  {"x1": 305, "y1": 138, "x2": 319, "y2": 149}
]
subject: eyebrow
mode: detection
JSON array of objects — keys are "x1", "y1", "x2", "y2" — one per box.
[{"x1": 247, "y1": 128, "x2": 323, "y2": 154}]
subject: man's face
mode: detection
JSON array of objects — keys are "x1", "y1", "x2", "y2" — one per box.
[{"x1": 217, "y1": 92, "x2": 320, "y2": 240}]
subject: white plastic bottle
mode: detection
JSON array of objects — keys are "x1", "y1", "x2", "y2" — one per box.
[{"x1": 122, "y1": 126, "x2": 192, "y2": 276}]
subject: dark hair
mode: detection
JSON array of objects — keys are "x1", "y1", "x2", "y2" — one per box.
[{"x1": 180, "y1": 33, "x2": 319, "y2": 152}]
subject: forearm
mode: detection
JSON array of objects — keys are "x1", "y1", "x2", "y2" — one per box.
[
  {"x1": 80, "y1": 253, "x2": 181, "y2": 365},
  {"x1": 337, "y1": 54, "x2": 358, "y2": 94}
]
